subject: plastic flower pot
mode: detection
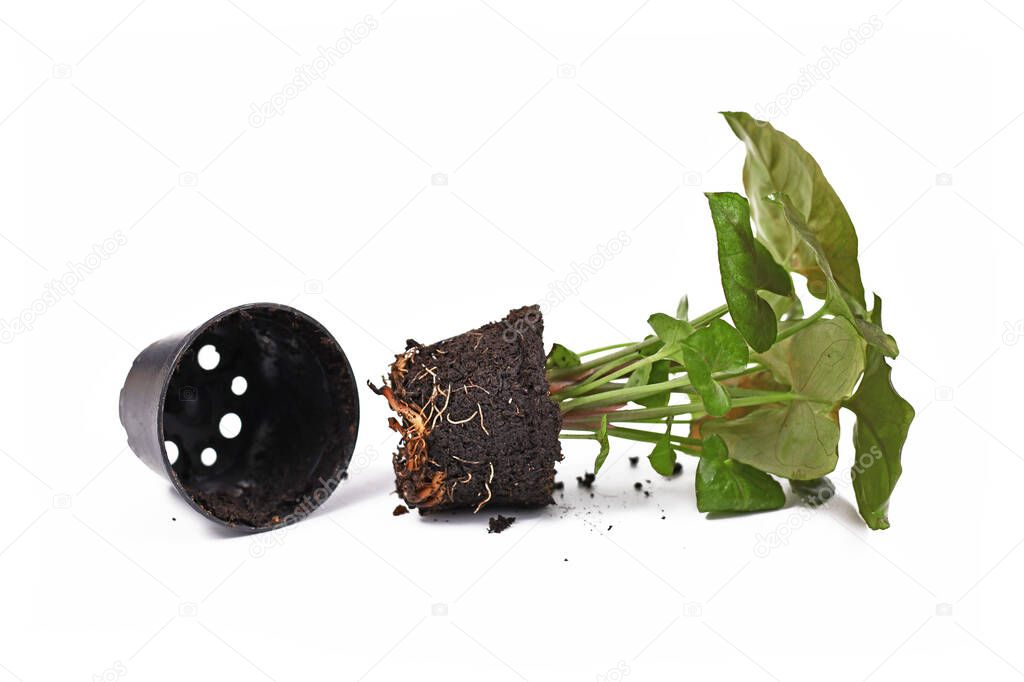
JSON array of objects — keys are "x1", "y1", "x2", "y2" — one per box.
[{"x1": 118, "y1": 303, "x2": 358, "y2": 531}]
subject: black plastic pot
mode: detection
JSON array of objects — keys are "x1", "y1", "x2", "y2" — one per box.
[{"x1": 118, "y1": 303, "x2": 358, "y2": 531}]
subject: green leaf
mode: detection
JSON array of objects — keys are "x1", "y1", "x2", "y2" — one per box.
[
  {"x1": 758, "y1": 316, "x2": 866, "y2": 403},
  {"x1": 676, "y1": 295, "x2": 689, "y2": 321},
  {"x1": 789, "y1": 477, "x2": 836, "y2": 507},
  {"x1": 638, "y1": 335, "x2": 663, "y2": 357},
  {"x1": 686, "y1": 319, "x2": 750, "y2": 373},
  {"x1": 843, "y1": 296, "x2": 915, "y2": 530},
  {"x1": 647, "y1": 312, "x2": 694, "y2": 346},
  {"x1": 625, "y1": 362, "x2": 652, "y2": 389},
  {"x1": 703, "y1": 403, "x2": 840, "y2": 480},
  {"x1": 546, "y1": 343, "x2": 581, "y2": 369},
  {"x1": 723, "y1": 111, "x2": 866, "y2": 309},
  {"x1": 593, "y1": 415, "x2": 611, "y2": 474},
  {"x1": 647, "y1": 435, "x2": 677, "y2": 476},
  {"x1": 703, "y1": 317, "x2": 865, "y2": 479},
  {"x1": 636, "y1": 359, "x2": 671, "y2": 408},
  {"x1": 680, "y1": 319, "x2": 749, "y2": 417},
  {"x1": 769, "y1": 192, "x2": 898, "y2": 357},
  {"x1": 705, "y1": 192, "x2": 793, "y2": 352},
  {"x1": 624, "y1": 358, "x2": 669, "y2": 408},
  {"x1": 695, "y1": 434, "x2": 786, "y2": 513}
]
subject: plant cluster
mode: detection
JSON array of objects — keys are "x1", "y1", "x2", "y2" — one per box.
[{"x1": 548, "y1": 112, "x2": 914, "y2": 530}]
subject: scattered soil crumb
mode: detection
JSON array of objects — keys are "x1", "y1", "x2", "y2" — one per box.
[
  {"x1": 488, "y1": 515, "x2": 516, "y2": 534},
  {"x1": 607, "y1": 525, "x2": 613, "y2": 531},
  {"x1": 644, "y1": 491, "x2": 650, "y2": 497},
  {"x1": 634, "y1": 482, "x2": 643, "y2": 490},
  {"x1": 577, "y1": 472, "x2": 595, "y2": 488},
  {"x1": 554, "y1": 481, "x2": 564, "y2": 490},
  {"x1": 672, "y1": 462, "x2": 683, "y2": 476},
  {"x1": 171, "y1": 517, "x2": 176, "y2": 522},
  {"x1": 628, "y1": 456, "x2": 639, "y2": 467},
  {"x1": 341, "y1": 471, "x2": 349, "y2": 480},
  {"x1": 393, "y1": 505, "x2": 409, "y2": 516}
]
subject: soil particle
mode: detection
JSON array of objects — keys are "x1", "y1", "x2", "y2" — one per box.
[
  {"x1": 672, "y1": 462, "x2": 683, "y2": 476},
  {"x1": 487, "y1": 514, "x2": 516, "y2": 533},
  {"x1": 393, "y1": 505, "x2": 409, "y2": 516},
  {"x1": 628, "y1": 456, "x2": 639, "y2": 467},
  {"x1": 383, "y1": 306, "x2": 562, "y2": 512},
  {"x1": 577, "y1": 472, "x2": 595, "y2": 488},
  {"x1": 553, "y1": 481, "x2": 564, "y2": 490},
  {"x1": 634, "y1": 482, "x2": 643, "y2": 490}
]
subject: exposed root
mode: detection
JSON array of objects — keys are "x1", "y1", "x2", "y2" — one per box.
[
  {"x1": 473, "y1": 463, "x2": 495, "y2": 513},
  {"x1": 369, "y1": 377, "x2": 446, "y2": 509},
  {"x1": 477, "y1": 402, "x2": 490, "y2": 436},
  {"x1": 447, "y1": 410, "x2": 479, "y2": 425},
  {"x1": 461, "y1": 381, "x2": 491, "y2": 395}
]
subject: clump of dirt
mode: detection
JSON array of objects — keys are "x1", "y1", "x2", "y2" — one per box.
[
  {"x1": 376, "y1": 306, "x2": 562, "y2": 513},
  {"x1": 577, "y1": 472, "x2": 595, "y2": 488},
  {"x1": 487, "y1": 515, "x2": 516, "y2": 533},
  {"x1": 393, "y1": 505, "x2": 409, "y2": 516}
]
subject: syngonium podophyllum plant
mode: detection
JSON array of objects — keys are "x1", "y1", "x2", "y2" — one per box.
[{"x1": 548, "y1": 112, "x2": 914, "y2": 530}]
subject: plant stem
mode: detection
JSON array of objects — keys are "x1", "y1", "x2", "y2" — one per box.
[
  {"x1": 558, "y1": 363, "x2": 767, "y2": 411},
  {"x1": 689, "y1": 304, "x2": 729, "y2": 327},
  {"x1": 561, "y1": 373, "x2": 693, "y2": 413},
  {"x1": 599, "y1": 392, "x2": 800, "y2": 423},
  {"x1": 546, "y1": 338, "x2": 659, "y2": 381},
  {"x1": 545, "y1": 304, "x2": 728, "y2": 384},
  {"x1": 559, "y1": 348, "x2": 672, "y2": 400},
  {"x1": 774, "y1": 304, "x2": 827, "y2": 342},
  {"x1": 577, "y1": 342, "x2": 635, "y2": 357}
]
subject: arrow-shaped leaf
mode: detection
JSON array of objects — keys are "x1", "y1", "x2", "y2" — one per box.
[
  {"x1": 723, "y1": 111, "x2": 866, "y2": 309},
  {"x1": 769, "y1": 192, "x2": 898, "y2": 357},
  {"x1": 695, "y1": 434, "x2": 786, "y2": 513},
  {"x1": 843, "y1": 296, "x2": 915, "y2": 530},
  {"x1": 705, "y1": 192, "x2": 793, "y2": 352},
  {"x1": 593, "y1": 415, "x2": 611, "y2": 474}
]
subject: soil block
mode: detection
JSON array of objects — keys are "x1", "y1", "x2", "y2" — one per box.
[{"x1": 376, "y1": 305, "x2": 562, "y2": 512}]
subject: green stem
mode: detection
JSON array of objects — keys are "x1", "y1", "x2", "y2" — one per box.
[
  {"x1": 599, "y1": 392, "x2": 801, "y2": 423},
  {"x1": 612, "y1": 426, "x2": 702, "y2": 447},
  {"x1": 577, "y1": 342, "x2": 635, "y2": 357},
  {"x1": 561, "y1": 373, "x2": 693, "y2": 413},
  {"x1": 546, "y1": 338, "x2": 658, "y2": 381},
  {"x1": 774, "y1": 305, "x2": 827, "y2": 342},
  {"x1": 546, "y1": 304, "x2": 728, "y2": 384},
  {"x1": 689, "y1": 304, "x2": 729, "y2": 327},
  {"x1": 558, "y1": 363, "x2": 767, "y2": 411}
]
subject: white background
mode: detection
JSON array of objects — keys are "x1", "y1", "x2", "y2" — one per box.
[{"x1": 2, "y1": 1, "x2": 1021, "y2": 680}]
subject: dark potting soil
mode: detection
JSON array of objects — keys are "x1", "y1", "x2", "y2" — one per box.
[
  {"x1": 576, "y1": 472, "x2": 595, "y2": 488},
  {"x1": 382, "y1": 306, "x2": 562, "y2": 513},
  {"x1": 487, "y1": 514, "x2": 516, "y2": 533},
  {"x1": 393, "y1": 505, "x2": 409, "y2": 516}
]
